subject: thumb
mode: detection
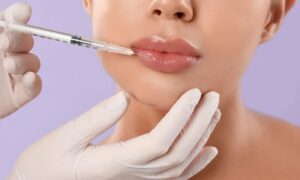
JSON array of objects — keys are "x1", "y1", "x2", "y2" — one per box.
[
  {"x1": 71, "y1": 91, "x2": 130, "y2": 146},
  {"x1": 4, "y1": 2, "x2": 32, "y2": 24}
]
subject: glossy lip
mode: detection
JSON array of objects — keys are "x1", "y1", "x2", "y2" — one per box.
[{"x1": 130, "y1": 36, "x2": 202, "y2": 73}]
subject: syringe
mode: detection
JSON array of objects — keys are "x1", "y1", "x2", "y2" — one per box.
[{"x1": 0, "y1": 20, "x2": 135, "y2": 56}]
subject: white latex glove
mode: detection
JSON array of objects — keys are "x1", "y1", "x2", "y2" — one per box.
[
  {"x1": 8, "y1": 88, "x2": 221, "y2": 180},
  {"x1": 0, "y1": 2, "x2": 42, "y2": 119}
]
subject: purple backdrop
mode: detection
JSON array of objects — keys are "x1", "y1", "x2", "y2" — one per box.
[{"x1": 0, "y1": 1, "x2": 299, "y2": 178}]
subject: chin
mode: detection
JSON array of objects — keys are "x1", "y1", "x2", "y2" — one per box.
[
  {"x1": 125, "y1": 83, "x2": 199, "y2": 112},
  {"x1": 100, "y1": 52, "x2": 206, "y2": 111},
  {"x1": 131, "y1": 91, "x2": 178, "y2": 112}
]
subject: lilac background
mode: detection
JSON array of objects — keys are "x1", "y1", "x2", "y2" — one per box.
[{"x1": 0, "y1": 0, "x2": 299, "y2": 178}]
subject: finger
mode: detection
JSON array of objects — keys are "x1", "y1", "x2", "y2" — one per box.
[
  {"x1": 115, "y1": 88, "x2": 202, "y2": 165},
  {"x1": 142, "y1": 92, "x2": 220, "y2": 169},
  {"x1": 180, "y1": 147, "x2": 218, "y2": 180},
  {"x1": 0, "y1": 2, "x2": 33, "y2": 53},
  {"x1": 3, "y1": 53, "x2": 40, "y2": 74},
  {"x1": 70, "y1": 91, "x2": 129, "y2": 147},
  {"x1": 135, "y1": 146, "x2": 218, "y2": 180},
  {"x1": 0, "y1": 12, "x2": 4, "y2": 32},
  {"x1": 122, "y1": 109, "x2": 221, "y2": 175},
  {"x1": 4, "y1": 2, "x2": 32, "y2": 24},
  {"x1": 0, "y1": 30, "x2": 34, "y2": 53},
  {"x1": 150, "y1": 88, "x2": 202, "y2": 151},
  {"x1": 13, "y1": 72, "x2": 42, "y2": 107}
]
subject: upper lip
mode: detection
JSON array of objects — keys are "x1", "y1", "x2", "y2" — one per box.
[{"x1": 130, "y1": 36, "x2": 202, "y2": 57}]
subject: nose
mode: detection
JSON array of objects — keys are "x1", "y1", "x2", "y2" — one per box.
[{"x1": 148, "y1": 0, "x2": 194, "y2": 22}]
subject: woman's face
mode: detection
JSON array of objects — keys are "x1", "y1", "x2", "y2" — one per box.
[{"x1": 84, "y1": 0, "x2": 273, "y2": 111}]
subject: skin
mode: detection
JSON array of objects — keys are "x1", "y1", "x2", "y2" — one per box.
[{"x1": 83, "y1": 0, "x2": 300, "y2": 179}]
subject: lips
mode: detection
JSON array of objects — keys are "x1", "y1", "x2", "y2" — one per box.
[{"x1": 130, "y1": 36, "x2": 202, "y2": 73}]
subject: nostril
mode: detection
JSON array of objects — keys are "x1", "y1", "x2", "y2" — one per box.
[
  {"x1": 153, "y1": 9, "x2": 162, "y2": 16},
  {"x1": 174, "y1": 12, "x2": 185, "y2": 19}
]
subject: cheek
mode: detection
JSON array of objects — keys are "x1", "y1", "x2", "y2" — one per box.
[
  {"x1": 92, "y1": 13, "x2": 123, "y2": 44},
  {"x1": 198, "y1": 0, "x2": 269, "y2": 77},
  {"x1": 91, "y1": 1, "x2": 141, "y2": 46}
]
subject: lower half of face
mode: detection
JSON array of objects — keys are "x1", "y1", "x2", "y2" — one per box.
[{"x1": 91, "y1": 0, "x2": 270, "y2": 111}]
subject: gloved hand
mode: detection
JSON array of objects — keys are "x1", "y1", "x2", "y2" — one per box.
[
  {"x1": 8, "y1": 88, "x2": 221, "y2": 180},
  {"x1": 0, "y1": 2, "x2": 41, "y2": 119}
]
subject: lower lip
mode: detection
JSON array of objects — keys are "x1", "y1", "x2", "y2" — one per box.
[{"x1": 134, "y1": 49, "x2": 201, "y2": 73}]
